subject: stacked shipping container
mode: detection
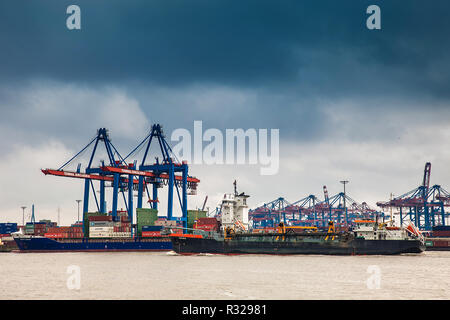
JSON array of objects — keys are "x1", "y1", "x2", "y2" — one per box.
[
  {"x1": 45, "y1": 226, "x2": 83, "y2": 238},
  {"x1": 431, "y1": 226, "x2": 450, "y2": 237},
  {"x1": 88, "y1": 214, "x2": 131, "y2": 238},
  {"x1": 187, "y1": 210, "x2": 207, "y2": 229},
  {"x1": 428, "y1": 226, "x2": 450, "y2": 249},
  {"x1": 136, "y1": 208, "x2": 158, "y2": 236},
  {"x1": 25, "y1": 222, "x2": 47, "y2": 236},
  {"x1": 141, "y1": 225, "x2": 164, "y2": 237},
  {"x1": 0, "y1": 223, "x2": 18, "y2": 237},
  {"x1": 193, "y1": 217, "x2": 220, "y2": 233}
]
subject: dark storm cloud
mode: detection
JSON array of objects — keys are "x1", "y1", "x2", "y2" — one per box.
[
  {"x1": 0, "y1": 0, "x2": 450, "y2": 151},
  {"x1": 1, "y1": 0, "x2": 450, "y2": 99}
]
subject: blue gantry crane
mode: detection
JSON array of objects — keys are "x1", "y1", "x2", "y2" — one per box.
[
  {"x1": 42, "y1": 128, "x2": 133, "y2": 234},
  {"x1": 122, "y1": 124, "x2": 199, "y2": 229},
  {"x1": 42, "y1": 125, "x2": 200, "y2": 234},
  {"x1": 377, "y1": 162, "x2": 450, "y2": 230},
  {"x1": 248, "y1": 197, "x2": 292, "y2": 228}
]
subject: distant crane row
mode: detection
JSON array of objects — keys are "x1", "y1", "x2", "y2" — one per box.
[
  {"x1": 249, "y1": 186, "x2": 383, "y2": 229},
  {"x1": 249, "y1": 162, "x2": 450, "y2": 231}
]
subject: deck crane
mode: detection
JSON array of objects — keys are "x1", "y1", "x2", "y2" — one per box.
[{"x1": 201, "y1": 196, "x2": 208, "y2": 211}]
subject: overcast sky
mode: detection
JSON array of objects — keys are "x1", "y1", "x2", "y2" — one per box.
[{"x1": 1, "y1": 1, "x2": 449, "y2": 225}]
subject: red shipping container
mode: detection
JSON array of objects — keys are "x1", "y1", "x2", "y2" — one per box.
[
  {"x1": 432, "y1": 231, "x2": 450, "y2": 237},
  {"x1": 195, "y1": 225, "x2": 218, "y2": 232},
  {"x1": 196, "y1": 218, "x2": 218, "y2": 226},
  {"x1": 141, "y1": 231, "x2": 162, "y2": 237},
  {"x1": 45, "y1": 233, "x2": 66, "y2": 238},
  {"x1": 433, "y1": 240, "x2": 450, "y2": 247},
  {"x1": 88, "y1": 216, "x2": 113, "y2": 221},
  {"x1": 53, "y1": 227, "x2": 72, "y2": 232}
]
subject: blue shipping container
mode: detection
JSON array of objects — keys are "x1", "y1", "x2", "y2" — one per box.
[
  {"x1": 433, "y1": 226, "x2": 450, "y2": 231},
  {"x1": 142, "y1": 225, "x2": 163, "y2": 232}
]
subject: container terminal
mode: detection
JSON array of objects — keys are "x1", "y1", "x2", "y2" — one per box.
[
  {"x1": 170, "y1": 185, "x2": 425, "y2": 255},
  {"x1": 1, "y1": 124, "x2": 449, "y2": 252}
]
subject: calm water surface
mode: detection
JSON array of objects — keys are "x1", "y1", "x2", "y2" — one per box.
[{"x1": 1, "y1": 250, "x2": 449, "y2": 299}]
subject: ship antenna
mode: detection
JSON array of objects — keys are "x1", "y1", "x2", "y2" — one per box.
[{"x1": 233, "y1": 180, "x2": 237, "y2": 196}]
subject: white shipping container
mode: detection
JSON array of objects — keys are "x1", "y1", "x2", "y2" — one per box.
[
  {"x1": 111, "y1": 232, "x2": 131, "y2": 238},
  {"x1": 89, "y1": 233, "x2": 113, "y2": 238},
  {"x1": 90, "y1": 227, "x2": 113, "y2": 231}
]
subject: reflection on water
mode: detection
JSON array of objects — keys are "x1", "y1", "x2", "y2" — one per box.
[{"x1": 1, "y1": 251, "x2": 449, "y2": 299}]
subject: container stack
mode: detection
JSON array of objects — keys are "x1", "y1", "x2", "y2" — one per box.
[
  {"x1": 136, "y1": 208, "x2": 158, "y2": 236},
  {"x1": 429, "y1": 226, "x2": 450, "y2": 248},
  {"x1": 45, "y1": 226, "x2": 84, "y2": 238},
  {"x1": 141, "y1": 225, "x2": 164, "y2": 237},
  {"x1": 89, "y1": 215, "x2": 113, "y2": 238},
  {"x1": 88, "y1": 214, "x2": 132, "y2": 238},
  {"x1": 25, "y1": 222, "x2": 47, "y2": 236},
  {"x1": 187, "y1": 210, "x2": 207, "y2": 229},
  {"x1": 112, "y1": 215, "x2": 132, "y2": 237},
  {"x1": 39, "y1": 219, "x2": 57, "y2": 228},
  {"x1": 431, "y1": 226, "x2": 450, "y2": 237},
  {"x1": 0, "y1": 223, "x2": 18, "y2": 237},
  {"x1": 193, "y1": 217, "x2": 220, "y2": 232}
]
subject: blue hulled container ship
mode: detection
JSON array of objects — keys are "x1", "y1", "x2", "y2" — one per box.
[{"x1": 12, "y1": 233, "x2": 172, "y2": 252}]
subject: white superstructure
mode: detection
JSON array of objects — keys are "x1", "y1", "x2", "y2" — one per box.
[
  {"x1": 353, "y1": 220, "x2": 423, "y2": 242},
  {"x1": 220, "y1": 182, "x2": 250, "y2": 231}
]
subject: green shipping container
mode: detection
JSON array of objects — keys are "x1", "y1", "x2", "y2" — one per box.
[
  {"x1": 187, "y1": 210, "x2": 207, "y2": 228},
  {"x1": 136, "y1": 208, "x2": 158, "y2": 236}
]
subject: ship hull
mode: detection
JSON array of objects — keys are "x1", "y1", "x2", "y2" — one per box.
[
  {"x1": 13, "y1": 236, "x2": 172, "y2": 252},
  {"x1": 171, "y1": 237, "x2": 425, "y2": 255}
]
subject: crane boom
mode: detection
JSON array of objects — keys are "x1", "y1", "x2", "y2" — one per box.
[
  {"x1": 201, "y1": 195, "x2": 208, "y2": 211},
  {"x1": 323, "y1": 185, "x2": 329, "y2": 205},
  {"x1": 422, "y1": 162, "x2": 431, "y2": 198},
  {"x1": 42, "y1": 169, "x2": 139, "y2": 183},
  {"x1": 42, "y1": 167, "x2": 200, "y2": 185},
  {"x1": 101, "y1": 166, "x2": 200, "y2": 183}
]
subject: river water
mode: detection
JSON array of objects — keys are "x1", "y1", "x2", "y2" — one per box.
[{"x1": 1, "y1": 250, "x2": 449, "y2": 300}]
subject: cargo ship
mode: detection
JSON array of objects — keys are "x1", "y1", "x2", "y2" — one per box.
[
  {"x1": 11, "y1": 208, "x2": 210, "y2": 252},
  {"x1": 12, "y1": 233, "x2": 172, "y2": 252},
  {"x1": 11, "y1": 211, "x2": 174, "y2": 252},
  {"x1": 170, "y1": 190, "x2": 426, "y2": 255}
]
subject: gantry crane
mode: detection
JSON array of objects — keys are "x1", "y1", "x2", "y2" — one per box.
[
  {"x1": 377, "y1": 162, "x2": 450, "y2": 231},
  {"x1": 42, "y1": 125, "x2": 200, "y2": 233}
]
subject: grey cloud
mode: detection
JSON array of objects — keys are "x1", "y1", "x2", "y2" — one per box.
[{"x1": 1, "y1": 0, "x2": 450, "y2": 101}]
